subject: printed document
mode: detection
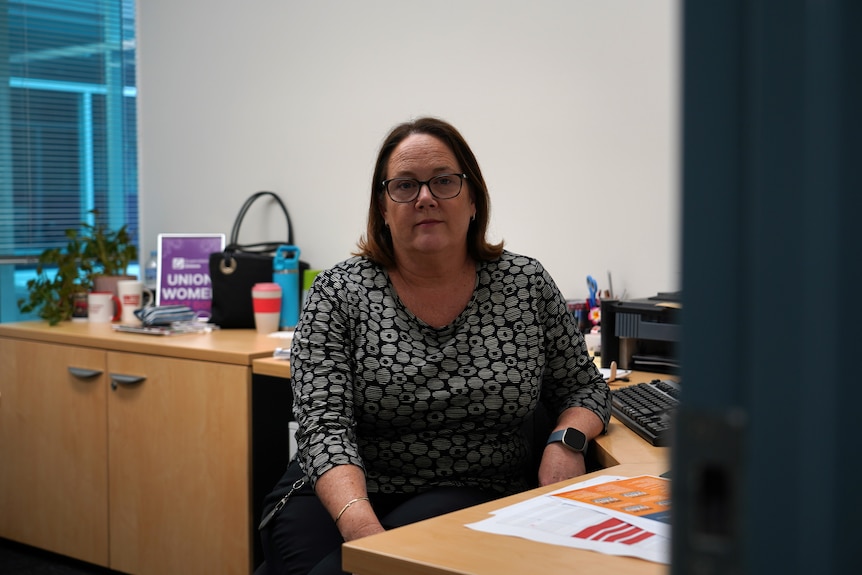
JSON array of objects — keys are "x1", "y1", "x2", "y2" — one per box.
[{"x1": 466, "y1": 475, "x2": 671, "y2": 564}]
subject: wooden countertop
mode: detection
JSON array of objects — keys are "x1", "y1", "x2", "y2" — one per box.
[
  {"x1": 252, "y1": 356, "x2": 292, "y2": 377},
  {"x1": 0, "y1": 321, "x2": 279, "y2": 365}
]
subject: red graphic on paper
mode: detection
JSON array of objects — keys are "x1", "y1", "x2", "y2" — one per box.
[{"x1": 573, "y1": 517, "x2": 654, "y2": 545}]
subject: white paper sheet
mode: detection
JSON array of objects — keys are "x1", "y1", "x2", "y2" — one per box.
[{"x1": 466, "y1": 475, "x2": 670, "y2": 564}]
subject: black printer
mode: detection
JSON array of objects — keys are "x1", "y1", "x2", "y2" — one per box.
[{"x1": 600, "y1": 293, "x2": 681, "y2": 373}]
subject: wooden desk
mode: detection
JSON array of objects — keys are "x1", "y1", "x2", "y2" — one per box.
[
  {"x1": 343, "y1": 372, "x2": 672, "y2": 575},
  {"x1": 0, "y1": 320, "x2": 279, "y2": 363},
  {"x1": 253, "y1": 355, "x2": 291, "y2": 378}
]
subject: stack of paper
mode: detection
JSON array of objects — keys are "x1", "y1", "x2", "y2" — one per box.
[{"x1": 466, "y1": 475, "x2": 671, "y2": 564}]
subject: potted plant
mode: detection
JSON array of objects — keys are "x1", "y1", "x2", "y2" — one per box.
[
  {"x1": 81, "y1": 216, "x2": 138, "y2": 296},
  {"x1": 18, "y1": 211, "x2": 138, "y2": 325}
]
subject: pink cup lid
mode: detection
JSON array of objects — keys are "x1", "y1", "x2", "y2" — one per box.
[{"x1": 253, "y1": 282, "x2": 281, "y2": 292}]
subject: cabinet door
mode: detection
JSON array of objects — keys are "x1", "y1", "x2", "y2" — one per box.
[
  {"x1": 106, "y1": 351, "x2": 250, "y2": 575},
  {"x1": 0, "y1": 338, "x2": 109, "y2": 566}
]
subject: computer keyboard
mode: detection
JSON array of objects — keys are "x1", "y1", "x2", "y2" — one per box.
[{"x1": 611, "y1": 379, "x2": 680, "y2": 447}]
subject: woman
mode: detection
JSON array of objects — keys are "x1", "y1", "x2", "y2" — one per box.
[{"x1": 259, "y1": 117, "x2": 610, "y2": 575}]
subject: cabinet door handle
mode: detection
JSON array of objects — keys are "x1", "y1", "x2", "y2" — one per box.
[
  {"x1": 68, "y1": 367, "x2": 104, "y2": 379},
  {"x1": 110, "y1": 374, "x2": 146, "y2": 390}
]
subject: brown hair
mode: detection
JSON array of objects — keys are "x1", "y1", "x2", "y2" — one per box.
[{"x1": 354, "y1": 117, "x2": 504, "y2": 267}]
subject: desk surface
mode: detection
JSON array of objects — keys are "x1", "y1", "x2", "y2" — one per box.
[
  {"x1": 0, "y1": 321, "x2": 278, "y2": 365},
  {"x1": 343, "y1": 372, "x2": 672, "y2": 575},
  {"x1": 252, "y1": 355, "x2": 291, "y2": 378}
]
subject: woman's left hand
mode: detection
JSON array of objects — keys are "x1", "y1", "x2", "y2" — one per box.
[{"x1": 537, "y1": 443, "x2": 587, "y2": 486}]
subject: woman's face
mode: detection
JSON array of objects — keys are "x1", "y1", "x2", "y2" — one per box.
[{"x1": 381, "y1": 133, "x2": 476, "y2": 261}]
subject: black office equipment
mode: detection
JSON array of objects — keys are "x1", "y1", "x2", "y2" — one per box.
[
  {"x1": 611, "y1": 379, "x2": 680, "y2": 447},
  {"x1": 600, "y1": 297, "x2": 680, "y2": 373}
]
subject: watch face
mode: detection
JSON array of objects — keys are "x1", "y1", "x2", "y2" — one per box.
[
  {"x1": 563, "y1": 428, "x2": 588, "y2": 451},
  {"x1": 547, "y1": 428, "x2": 588, "y2": 453}
]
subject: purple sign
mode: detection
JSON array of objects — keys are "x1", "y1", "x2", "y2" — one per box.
[{"x1": 156, "y1": 234, "x2": 225, "y2": 315}]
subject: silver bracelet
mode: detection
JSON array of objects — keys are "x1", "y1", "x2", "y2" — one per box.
[{"x1": 334, "y1": 496, "x2": 370, "y2": 525}]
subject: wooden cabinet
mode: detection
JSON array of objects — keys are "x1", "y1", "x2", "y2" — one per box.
[{"x1": 0, "y1": 322, "x2": 278, "y2": 575}]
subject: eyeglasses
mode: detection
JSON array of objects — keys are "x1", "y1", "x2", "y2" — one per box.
[{"x1": 381, "y1": 173, "x2": 467, "y2": 203}]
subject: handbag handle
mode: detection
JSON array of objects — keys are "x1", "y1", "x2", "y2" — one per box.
[{"x1": 226, "y1": 191, "x2": 294, "y2": 253}]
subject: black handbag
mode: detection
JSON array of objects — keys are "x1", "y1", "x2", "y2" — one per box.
[{"x1": 209, "y1": 191, "x2": 308, "y2": 329}]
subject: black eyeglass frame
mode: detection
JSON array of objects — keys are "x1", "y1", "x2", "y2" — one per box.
[{"x1": 380, "y1": 173, "x2": 468, "y2": 203}]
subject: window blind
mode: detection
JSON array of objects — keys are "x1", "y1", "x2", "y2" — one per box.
[{"x1": 0, "y1": 0, "x2": 138, "y2": 256}]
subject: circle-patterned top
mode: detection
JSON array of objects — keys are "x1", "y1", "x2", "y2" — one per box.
[{"x1": 291, "y1": 251, "x2": 610, "y2": 495}]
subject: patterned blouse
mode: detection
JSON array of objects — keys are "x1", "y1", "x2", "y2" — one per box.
[{"x1": 290, "y1": 251, "x2": 610, "y2": 496}]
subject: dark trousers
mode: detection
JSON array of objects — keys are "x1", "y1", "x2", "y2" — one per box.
[{"x1": 259, "y1": 460, "x2": 500, "y2": 575}]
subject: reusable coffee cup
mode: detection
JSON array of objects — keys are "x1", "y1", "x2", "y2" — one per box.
[
  {"x1": 252, "y1": 282, "x2": 282, "y2": 334},
  {"x1": 117, "y1": 279, "x2": 155, "y2": 325},
  {"x1": 87, "y1": 291, "x2": 121, "y2": 323}
]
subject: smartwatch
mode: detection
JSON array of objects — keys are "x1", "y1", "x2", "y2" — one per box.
[{"x1": 547, "y1": 427, "x2": 588, "y2": 454}]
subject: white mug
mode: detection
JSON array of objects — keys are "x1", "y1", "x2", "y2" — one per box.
[
  {"x1": 117, "y1": 279, "x2": 155, "y2": 325},
  {"x1": 88, "y1": 291, "x2": 121, "y2": 323}
]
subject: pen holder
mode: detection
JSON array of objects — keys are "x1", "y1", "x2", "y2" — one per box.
[{"x1": 273, "y1": 245, "x2": 301, "y2": 329}]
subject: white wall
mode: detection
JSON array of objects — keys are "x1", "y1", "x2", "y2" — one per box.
[{"x1": 137, "y1": 0, "x2": 680, "y2": 303}]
